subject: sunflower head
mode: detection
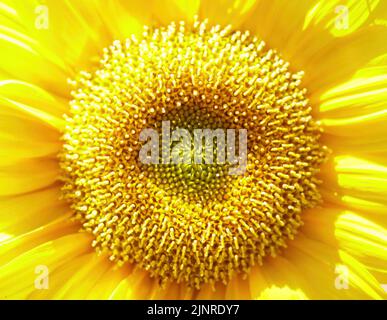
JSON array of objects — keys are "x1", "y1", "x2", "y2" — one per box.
[
  {"x1": 60, "y1": 19, "x2": 328, "y2": 288},
  {"x1": 1, "y1": 0, "x2": 386, "y2": 301}
]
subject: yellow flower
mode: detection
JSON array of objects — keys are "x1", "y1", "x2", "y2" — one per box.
[{"x1": 0, "y1": 0, "x2": 386, "y2": 300}]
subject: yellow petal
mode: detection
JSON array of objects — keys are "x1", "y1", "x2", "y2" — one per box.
[
  {"x1": 0, "y1": 80, "x2": 68, "y2": 120},
  {"x1": 0, "y1": 157, "x2": 59, "y2": 196},
  {"x1": 304, "y1": 25, "x2": 387, "y2": 95},
  {"x1": 0, "y1": 232, "x2": 91, "y2": 299},
  {"x1": 287, "y1": 214, "x2": 386, "y2": 299},
  {"x1": 1, "y1": 0, "x2": 161, "y2": 88},
  {"x1": 243, "y1": 0, "x2": 315, "y2": 53},
  {"x1": 335, "y1": 156, "x2": 387, "y2": 203},
  {"x1": 86, "y1": 264, "x2": 132, "y2": 299},
  {"x1": 199, "y1": 0, "x2": 257, "y2": 29},
  {"x1": 341, "y1": 196, "x2": 386, "y2": 228},
  {"x1": 260, "y1": 256, "x2": 310, "y2": 295},
  {"x1": 303, "y1": 0, "x2": 380, "y2": 37},
  {"x1": 0, "y1": 218, "x2": 79, "y2": 265},
  {"x1": 302, "y1": 205, "x2": 387, "y2": 288},
  {"x1": 0, "y1": 114, "x2": 60, "y2": 166},
  {"x1": 249, "y1": 257, "x2": 309, "y2": 300},
  {"x1": 0, "y1": 80, "x2": 67, "y2": 131},
  {"x1": 284, "y1": 235, "x2": 344, "y2": 299},
  {"x1": 0, "y1": 25, "x2": 69, "y2": 96},
  {"x1": 28, "y1": 253, "x2": 96, "y2": 299},
  {"x1": 319, "y1": 59, "x2": 387, "y2": 114},
  {"x1": 109, "y1": 268, "x2": 154, "y2": 300},
  {"x1": 54, "y1": 253, "x2": 111, "y2": 299},
  {"x1": 0, "y1": 185, "x2": 69, "y2": 236},
  {"x1": 256, "y1": 285, "x2": 308, "y2": 300},
  {"x1": 96, "y1": 0, "x2": 153, "y2": 40},
  {"x1": 335, "y1": 212, "x2": 387, "y2": 272},
  {"x1": 225, "y1": 273, "x2": 251, "y2": 299},
  {"x1": 339, "y1": 250, "x2": 385, "y2": 300},
  {"x1": 319, "y1": 59, "x2": 387, "y2": 143},
  {"x1": 248, "y1": 266, "x2": 268, "y2": 298},
  {"x1": 241, "y1": 0, "x2": 387, "y2": 98},
  {"x1": 151, "y1": 0, "x2": 200, "y2": 25},
  {"x1": 1, "y1": 1, "x2": 107, "y2": 85}
]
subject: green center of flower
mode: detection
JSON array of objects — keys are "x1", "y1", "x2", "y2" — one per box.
[
  {"x1": 60, "y1": 19, "x2": 328, "y2": 289},
  {"x1": 140, "y1": 105, "x2": 234, "y2": 202}
]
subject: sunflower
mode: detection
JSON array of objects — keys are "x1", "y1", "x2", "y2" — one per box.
[{"x1": 0, "y1": 0, "x2": 386, "y2": 300}]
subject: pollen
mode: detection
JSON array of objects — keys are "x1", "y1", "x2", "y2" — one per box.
[{"x1": 60, "y1": 19, "x2": 328, "y2": 289}]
